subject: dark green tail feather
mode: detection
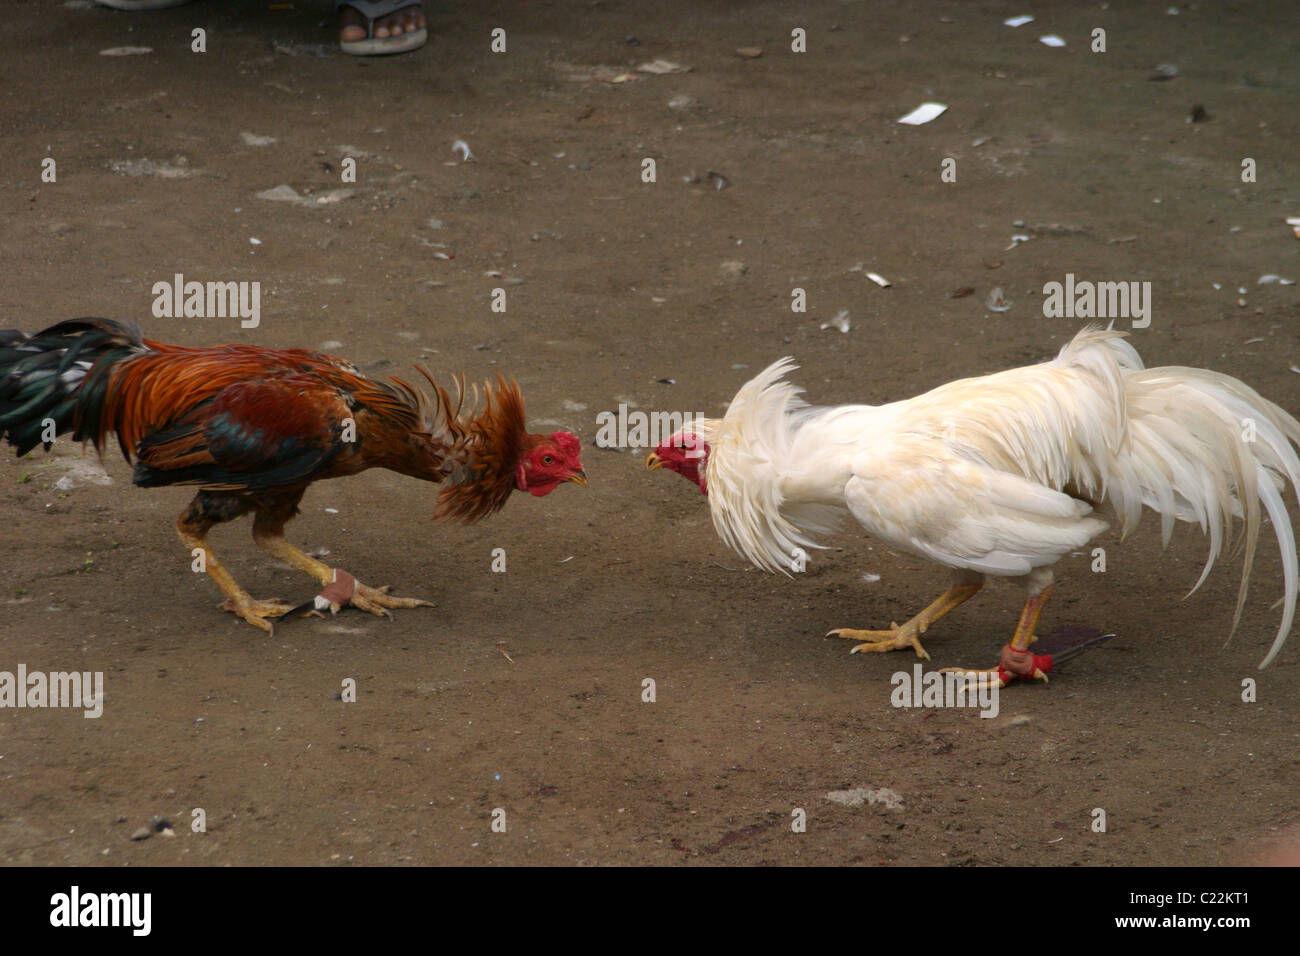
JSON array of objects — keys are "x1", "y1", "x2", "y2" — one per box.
[{"x1": 0, "y1": 318, "x2": 146, "y2": 456}]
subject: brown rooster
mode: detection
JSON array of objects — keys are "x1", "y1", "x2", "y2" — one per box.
[{"x1": 0, "y1": 318, "x2": 586, "y2": 632}]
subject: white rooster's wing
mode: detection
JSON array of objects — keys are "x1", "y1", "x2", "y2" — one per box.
[{"x1": 844, "y1": 435, "x2": 1107, "y2": 577}]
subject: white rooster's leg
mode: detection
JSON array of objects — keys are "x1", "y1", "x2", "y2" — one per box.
[
  {"x1": 827, "y1": 580, "x2": 983, "y2": 660},
  {"x1": 941, "y1": 576, "x2": 1055, "y2": 688}
]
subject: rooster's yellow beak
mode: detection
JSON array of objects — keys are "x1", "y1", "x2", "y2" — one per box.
[
  {"x1": 645, "y1": 453, "x2": 664, "y2": 471},
  {"x1": 567, "y1": 470, "x2": 589, "y2": 486}
]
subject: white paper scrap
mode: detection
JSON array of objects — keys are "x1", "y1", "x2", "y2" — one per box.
[{"x1": 897, "y1": 103, "x2": 947, "y2": 125}]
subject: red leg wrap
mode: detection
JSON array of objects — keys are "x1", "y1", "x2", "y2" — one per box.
[
  {"x1": 997, "y1": 642, "x2": 1054, "y2": 684},
  {"x1": 315, "y1": 569, "x2": 357, "y2": 609}
]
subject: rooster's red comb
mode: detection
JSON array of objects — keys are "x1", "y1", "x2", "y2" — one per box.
[{"x1": 550, "y1": 431, "x2": 582, "y2": 462}]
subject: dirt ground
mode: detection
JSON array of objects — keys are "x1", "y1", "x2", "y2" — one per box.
[{"x1": 1, "y1": 0, "x2": 1297, "y2": 868}]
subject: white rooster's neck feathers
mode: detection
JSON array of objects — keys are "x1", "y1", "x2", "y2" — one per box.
[
  {"x1": 703, "y1": 357, "x2": 838, "y2": 575},
  {"x1": 702, "y1": 327, "x2": 1300, "y2": 667}
]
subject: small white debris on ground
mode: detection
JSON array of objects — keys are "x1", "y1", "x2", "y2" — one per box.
[
  {"x1": 897, "y1": 103, "x2": 947, "y2": 125},
  {"x1": 825, "y1": 787, "x2": 904, "y2": 810},
  {"x1": 820, "y1": 309, "x2": 851, "y2": 333}
]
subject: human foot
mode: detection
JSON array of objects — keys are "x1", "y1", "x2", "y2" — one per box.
[{"x1": 338, "y1": 1, "x2": 427, "y2": 54}]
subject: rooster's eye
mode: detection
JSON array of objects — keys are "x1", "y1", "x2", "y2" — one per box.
[{"x1": 542, "y1": 455, "x2": 555, "y2": 465}]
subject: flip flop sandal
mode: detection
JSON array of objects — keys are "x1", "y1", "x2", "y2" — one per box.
[
  {"x1": 96, "y1": 0, "x2": 193, "y2": 8},
  {"x1": 337, "y1": 0, "x2": 428, "y2": 56}
]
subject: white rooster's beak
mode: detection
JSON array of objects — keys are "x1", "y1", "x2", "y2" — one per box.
[{"x1": 645, "y1": 453, "x2": 664, "y2": 471}]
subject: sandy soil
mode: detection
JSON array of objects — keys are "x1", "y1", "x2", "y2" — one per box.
[{"x1": 1, "y1": 0, "x2": 1297, "y2": 866}]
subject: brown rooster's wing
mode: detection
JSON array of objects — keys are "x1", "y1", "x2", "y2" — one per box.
[{"x1": 132, "y1": 375, "x2": 354, "y2": 490}]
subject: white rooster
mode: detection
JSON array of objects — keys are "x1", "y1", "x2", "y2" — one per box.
[{"x1": 647, "y1": 328, "x2": 1300, "y2": 686}]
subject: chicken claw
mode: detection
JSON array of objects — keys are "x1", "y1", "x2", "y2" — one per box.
[
  {"x1": 938, "y1": 587, "x2": 1056, "y2": 687},
  {"x1": 303, "y1": 569, "x2": 435, "y2": 619},
  {"x1": 826, "y1": 581, "x2": 982, "y2": 662},
  {"x1": 218, "y1": 596, "x2": 297, "y2": 635},
  {"x1": 939, "y1": 643, "x2": 1053, "y2": 689},
  {"x1": 348, "y1": 581, "x2": 436, "y2": 618},
  {"x1": 827, "y1": 621, "x2": 931, "y2": 659}
]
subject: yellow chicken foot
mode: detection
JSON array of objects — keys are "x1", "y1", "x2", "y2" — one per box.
[
  {"x1": 827, "y1": 582, "x2": 982, "y2": 660},
  {"x1": 303, "y1": 570, "x2": 436, "y2": 620},
  {"x1": 217, "y1": 595, "x2": 298, "y2": 634},
  {"x1": 940, "y1": 585, "x2": 1055, "y2": 689},
  {"x1": 177, "y1": 522, "x2": 295, "y2": 634},
  {"x1": 254, "y1": 533, "x2": 435, "y2": 619}
]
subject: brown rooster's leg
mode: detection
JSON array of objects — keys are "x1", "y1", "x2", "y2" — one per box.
[
  {"x1": 251, "y1": 509, "x2": 434, "y2": 620},
  {"x1": 940, "y1": 579, "x2": 1056, "y2": 689},
  {"x1": 176, "y1": 500, "x2": 294, "y2": 634},
  {"x1": 827, "y1": 580, "x2": 983, "y2": 660}
]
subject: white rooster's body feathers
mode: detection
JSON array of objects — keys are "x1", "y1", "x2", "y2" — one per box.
[{"x1": 700, "y1": 328, "x2": 1300, "y2": 667}]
